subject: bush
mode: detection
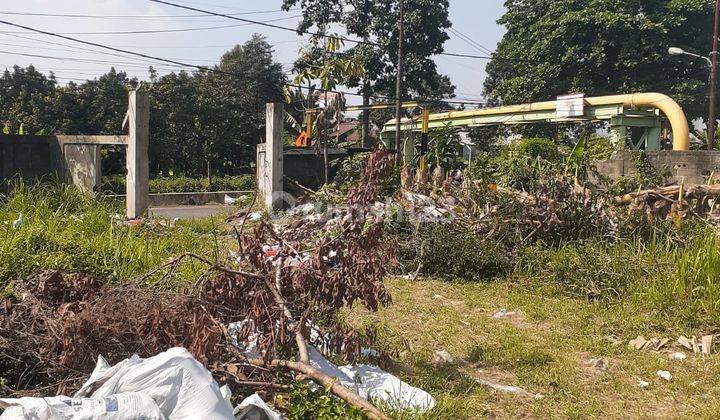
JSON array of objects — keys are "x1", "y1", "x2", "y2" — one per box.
[
  {"x1": 101, "y1": 174, "x2": 255, "y2": 194},
  {"x1": 586, "y1": 135, "x2": 614, "y2": 161},
  {"x1": 506, "y1": 137, "x2": 563, "y2": 163},
  {"x1": 394, "y1": 224, "x2": 511, "y2": 281},
  {"x1": 280, "y1": 383, "x2": 365, "y2": 419}
]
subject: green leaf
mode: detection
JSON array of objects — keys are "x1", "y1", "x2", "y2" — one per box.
[{"x1": 566, "y1": 136, "x2": 586, "y2": 171}]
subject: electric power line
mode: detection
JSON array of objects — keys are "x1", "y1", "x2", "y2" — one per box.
[
  {"x1": 149, "y1": 0, "x2": 506, "y2": 62},
  {"x1": 448, "y1": 27, "x2": 494, "y2": 56},
  {"x1": 0, "y1": 19, "x2": 492, "y2": 105},
  {"x1": 0, "y1": 8, "x2": 299, "y2": 19},
  {"x1": 0, "y1": 15, "x2": 301, "y2": 35}
]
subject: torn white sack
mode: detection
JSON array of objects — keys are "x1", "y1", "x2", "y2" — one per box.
[
  {"x1": 307, "y1": 346, "x2": 436, "y2": 413},
  {"x1": 0, "y1": 347, "x2": 233, "y2": 420}
]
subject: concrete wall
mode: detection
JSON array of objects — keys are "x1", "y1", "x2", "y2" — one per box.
[
  {"x1": 0, "y1": 135, "x2": 103, "y2": 193},
  {"x1": 594, "y1": 150, "x2": 720, "y2": 185}
]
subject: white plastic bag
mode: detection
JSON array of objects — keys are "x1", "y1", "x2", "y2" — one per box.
[
  {"x1": 0, "y1": 348, "x2": 233, "y2": 420},
  {"x1": 0, "y1": 393, "x2": 165, "y2": 420},
  {"x1": 307, "y1": 346, "x2": 436, "y2": 413}
]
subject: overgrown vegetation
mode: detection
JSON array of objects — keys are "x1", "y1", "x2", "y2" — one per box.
[
  {"x1": 0, "y1": 181, "x2": 225, "y2": 289},
  {"x1": 101, "y1": 174, "x2": 255, "y2": 194}
]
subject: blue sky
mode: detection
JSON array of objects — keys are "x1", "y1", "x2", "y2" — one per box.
[{"x1": 0, "y1": 0, "x2": 506, "y2": 104}]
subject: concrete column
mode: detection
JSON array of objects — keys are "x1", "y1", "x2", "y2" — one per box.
[
  {"x1": 261, "y1": 103, "x2": 284, "y2": 210},
  {"x1": 126, "y1": 90, "x2": 150, "y2": 219},
  {"x1": 62, "y1": 144, "x2": 101, "y2": 195}
]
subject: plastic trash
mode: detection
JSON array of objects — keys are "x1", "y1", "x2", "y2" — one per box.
[
  {"x1": 491, "y1": 309, "x2": 517, "y2": 319},
  {"x1": 224, "y1": 195, "x2": 238, "y2": 205},
  {"x1": 249, "y1": 212, "x2": 262, "y2": 221},
  {"x1": 0, "y1": 348, "x2": 233, "y2": 420},
  {"x1": 233, "y1": 394, "x2": 281, "y2": 420},
  {"x1": 670, "y1": 352, "x2": 687, "y2": 361},
  {"x1": 12, "y1": 213, "x2": 26, "y2": 230},
  {"x1": 307, "y1": 346, "x2": 436, "y2": 413},
  {"x1": 657, "y1": 370, "x2": 673, "y2": 381},
  {"x1": 0, "y1": 393, "x2": 165, "y2": 420},
  {"x1": 637, "y1": 379, "x2": 650, "y2": 389}
]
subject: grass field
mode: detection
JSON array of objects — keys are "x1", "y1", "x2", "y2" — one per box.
[
  {"x1": 350, "y1": 277, "x2": 720, "y2": 419},
  {"x1": 4, "y1": 182, "x2": 720, "y2": 419}
]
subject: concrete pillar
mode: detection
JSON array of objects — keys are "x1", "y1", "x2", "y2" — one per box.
[
  {"x1": 62, "y1": 144, "x2": 101, "y2": 195},
  {"x1": 126, "y1": 90, "x2": 150, "y2": 219},
  {"x1": 260, "y1": 103, "x2": 284, "y2": 210}
]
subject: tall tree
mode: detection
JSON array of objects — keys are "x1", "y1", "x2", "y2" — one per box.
[
  {"x1": 0, "y1": 65, "x2": 58, "y2": 134},
  {"x1": 485, "y1": 0, "x2": 714, "y2": 124},
  {"x1": 195, "y1": 34, "x2": 286, "y2": 177},
  {"x1": 282, "y1": 0, "x2": 456, "y2": 104}
]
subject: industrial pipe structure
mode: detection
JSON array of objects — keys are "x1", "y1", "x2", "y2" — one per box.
[{"x1": 383, "y1": 93, "x2": 690, "y2": 151}]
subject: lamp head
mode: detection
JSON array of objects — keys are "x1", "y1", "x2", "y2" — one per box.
[{"x1": 668, "y1": 47, "x2": 685, "y2": 55}]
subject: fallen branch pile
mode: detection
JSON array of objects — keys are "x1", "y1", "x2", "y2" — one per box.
[
  {"x1": 615, "y1": 184, "x2": 720, "y2": 221},
  {"x1": 1, "y1": 151, "x2": 397, "y2": 419}
]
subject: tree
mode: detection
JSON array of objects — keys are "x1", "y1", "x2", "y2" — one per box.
[
  {"x1": 194, "y1": 34, "x2": 286, "y2": 178},
  {"x1": 0, "y1": 65, "x2": 58, "y2": 134},
  {"x1": 485, "y1": 0, "x2": 714, "y2": 125},
  {"x1": 282, "y1": 0, "x2": 456, "y2": 105}
]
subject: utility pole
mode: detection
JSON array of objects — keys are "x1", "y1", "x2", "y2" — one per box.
[
  {"x1": 394, "y1": 0, "x2": 405, "y2": 164},
  {"x1": 362, "y1": 81, "x2": 371, "y2": 148},
  {"x1": 709, "y1": 0, "x2": 720, "y2": 150}
]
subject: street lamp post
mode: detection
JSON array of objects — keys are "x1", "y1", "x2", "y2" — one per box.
[{"x1": 669, "y1": 46, "x2": 717, "y2": 150}]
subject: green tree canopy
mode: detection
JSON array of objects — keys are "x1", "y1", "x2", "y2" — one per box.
[
  {"x1": 282, "y1": 0, "x2": 456, "y2": 104},
  {"x1": 485, "y1": 0, "x2": 714, "y2": 122},
  {"x1": 0, "y1": 35, "x2": 285, "y2": 178}
]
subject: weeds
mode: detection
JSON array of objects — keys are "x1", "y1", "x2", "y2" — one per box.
[{"x1": 0, "y1": 181, "x2": 223, "y2": 289}]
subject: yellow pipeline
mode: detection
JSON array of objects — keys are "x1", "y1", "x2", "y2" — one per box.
[{"x1": 421, "y1": 93, "x2": 690, "y2": 151}]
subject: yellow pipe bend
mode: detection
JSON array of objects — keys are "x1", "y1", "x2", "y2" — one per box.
[
  {"x1": 425, "y1": 93, "x2": 691, "y2": 151},
  {"x1": 586, "y1": 93, "x2": 690, "y2": 151}
]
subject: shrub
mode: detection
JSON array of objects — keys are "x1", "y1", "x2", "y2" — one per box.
[
  {"x1": 394, "y1": 224, "x2": 511, "y2": 282},
  {"x1": 101, "y1": 174, "x2": 255, "y2": 194},
  {"x1": 586, "y1": 135, "x2": 614, "y2": 161},
  {"x1": 506, "y1": 137, "x2": 563, "y2": 163}
]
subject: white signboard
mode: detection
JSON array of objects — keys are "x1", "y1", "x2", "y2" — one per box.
[{"x1": 556, "y1": 93, "x2": 585, "y2": 118}]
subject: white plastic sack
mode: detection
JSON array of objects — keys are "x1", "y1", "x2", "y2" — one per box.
[
  {"x1": 0, "y1": 393, "x2": 165, "y2": 420},
  {"x1": 233, "y1": 394, "x2": 281, "y2": 420},
  {"x1": 307, "y1": 346, "x2": 436, "y2": 413},
  {"x1": 0, "y1": 348, "x2": 233, "y2": 420}
]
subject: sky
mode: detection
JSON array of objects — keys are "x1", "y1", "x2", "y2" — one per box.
[{"x1": 0, "y1": 0, "x2": 506, "y2": 105}]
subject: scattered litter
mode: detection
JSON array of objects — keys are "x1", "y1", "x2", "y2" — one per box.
[
  {"x1": 224, "y1": 194, "x2": 238, "y2": 205},
  {"x1": 628, "y1": 336, "x2": 670, "y2": 352},
  {"x1": 491, "y1": 309, "x2": 517, "y2": 319},
  {"x1": 585, "y1": 357, "x2": 608, "y2": 372},
  {"x1": 701, "y1": 335, "x2": 713, "y2": 355},
  {"x1": 249, "y1": 212, "x2": 262, "y2": 221},
  {"x1": 308, "y1": 346, "x2": 436, "y2": 413},
  {"x1": 288, "y1": 202, "x2": 318, "y2": 216},
  {"x1": 0, "y1": 347, "x2": 233, "y2": 420},
  {"x1": 656, "y1": 370, "x2": 673, "y2": 381},
  {"x1": 469, "y1": 373, "x2": 543, "y2": 400},
  {"x1": 677, "y1": 335, "x2": 716, "y2": 354},
  {"x1": 431, "y1": 349, "x2": 455, "y2": 366},
  {"x1": 637, "y1": 379, "x2": 650, "y2": 389},
  {"x1": 670, "y1": 352, "x2": 687, "y2": 361},
  {"x1": 233, "y1": 394, "x2": 281, "y2": 420},
  {"x1": 12, "y1": 212, "x2": 26, "y2": 230}
]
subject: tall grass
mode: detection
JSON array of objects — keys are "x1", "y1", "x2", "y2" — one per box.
[
  {"x1": 635, "y1": 232, "x2": 720, "y2": 327},
  {"x1": 0, "y1": 181, "x2": 225, "y2": 291},
  {"x1": 515, "y1": 225, "x2": 720, "y2": 329}
]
